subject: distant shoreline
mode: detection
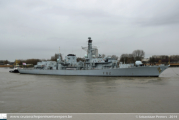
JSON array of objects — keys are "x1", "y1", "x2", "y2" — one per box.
[{"x1": 0, "y1": 65, "x2": 13, "y2": 67}]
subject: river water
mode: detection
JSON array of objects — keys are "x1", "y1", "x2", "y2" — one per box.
[{"x1": 0, "y1": 67, "x2": 179, "y2": 113}]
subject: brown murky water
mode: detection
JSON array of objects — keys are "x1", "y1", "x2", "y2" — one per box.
[{"x1": 0, "y1": 67, "x2": 179, "y2": 113}]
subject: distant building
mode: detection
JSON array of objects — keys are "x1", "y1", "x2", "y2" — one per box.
[
  {"x1": 142, "y1": 58, "x2": 149, "y2": 62},
  {"x1": 92, "y1": 48, "x2": 98, "y2": 58},
  {"x1": 142, "y1": 58, "x2": 149, "y2": 64}
]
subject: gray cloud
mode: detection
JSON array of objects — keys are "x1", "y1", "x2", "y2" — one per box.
[{"x1": 134, "y1": 1, "x2": 179, "y2": 26}]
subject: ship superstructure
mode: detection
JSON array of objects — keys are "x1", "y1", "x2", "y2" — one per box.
[{"x1": 18, "y1": 37, "x2": 169, "y2": 77}]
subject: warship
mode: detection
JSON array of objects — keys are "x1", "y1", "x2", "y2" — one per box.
[{"x1": 18, "y1": 37, "x2": 168, "y2": 77}]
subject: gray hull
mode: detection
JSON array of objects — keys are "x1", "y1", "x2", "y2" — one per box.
[{"x1": 18, "y1": 66, "x2": 168, "y2": 77}]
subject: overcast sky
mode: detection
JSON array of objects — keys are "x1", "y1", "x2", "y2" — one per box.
[{"x1": 1, "y1": 0, "x2": 179, "y2": 61}]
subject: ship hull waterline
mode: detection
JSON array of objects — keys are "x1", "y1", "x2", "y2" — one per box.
[{"x1": 18, "y1": 66, "x2": 168, "y2": 77}]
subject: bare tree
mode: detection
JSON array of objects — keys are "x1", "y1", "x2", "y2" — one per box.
[
  {"x1": 132, "y1": 50, "x2": 145, "y2": 60},
  {"x1": 120, "y1": 54, "x2": 129, "y2": 63},
  {"x1": 14, "y1": 59, "x2": 22, "y2": 65},
  {"x1": 101, "y1": 54, "x2": 105, "y2": 58},
  {"x1": 111, "y1": 55, "x2": 118, "y2": 60},
  {"x1": 3, "y1": 60, "x2": 9, "y2": 65},
  {"x1": 51, "y1": 56, "x2": 56, "y2": 61},
  {"x1": 77, "y1": 57, "x2": 85, "y2": 62},
  {"x1": 59, "y1": 54, "x2": 63, "y2": 61},
  {"x1": 120, "y1": 54, "x2": 135, "y2": 63},
  {"x1": 51, "y1": 54, "x2": 63, "y2": 61},
  {"x1": 25, "y1": 59, "x2": 41, "y2": 65}
]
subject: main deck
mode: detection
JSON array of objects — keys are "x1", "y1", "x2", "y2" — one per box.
[{"x1": 18, "y1": 66, "x2": 168, "y2": 77}]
